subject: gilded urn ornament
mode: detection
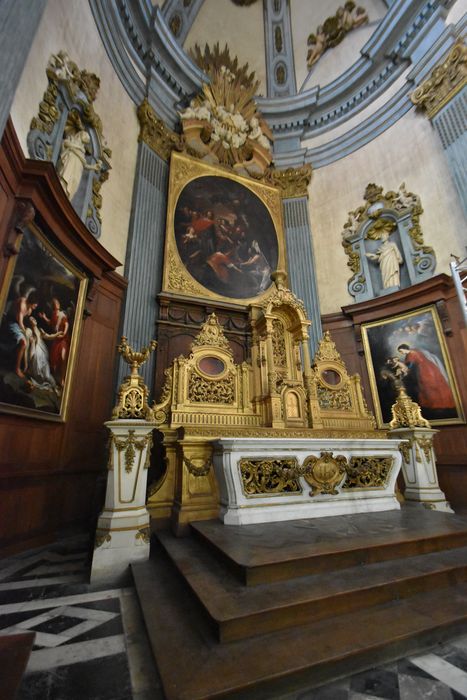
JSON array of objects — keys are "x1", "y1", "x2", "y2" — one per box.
[{"x1": 113, "y1": 337, "x2": 157, "y2": 420}]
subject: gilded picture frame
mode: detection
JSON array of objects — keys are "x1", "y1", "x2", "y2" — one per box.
[
  {"x1": 162, "y1": 151, "x2": 286, "y2": 304},
  {"x1": 0, "y1": 222, "x2": 87, "y2": 421},
  {"x1": 361, "y1": 305, "x2": 465, "y2": 428}
]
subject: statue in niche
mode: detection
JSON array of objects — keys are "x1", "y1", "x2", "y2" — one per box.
[
  {"x1": 57, "y1": 117, "x2": 102, "y2": 201},
  {"x1": 341, "y1": 182, "x2": 436, "y2": 303},
  {"x1": 365, "y1": 229, "x2": 403, "y2": 290}
]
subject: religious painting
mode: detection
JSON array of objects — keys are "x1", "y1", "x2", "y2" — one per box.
[
  {"x1": 0, "y1": 223, "x2": 87, "y2": 421},
  {"x1": 362, "y1": 307, "x2": 464, "y2": 427},
  {"x1": 163, "y1": 152, "x2": 285, "y2": 303}
]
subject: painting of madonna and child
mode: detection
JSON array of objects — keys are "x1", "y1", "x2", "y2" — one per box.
[
  {"x1": 0, "y1": 225, "x2": 86, "y2": 420},
  {"x1": 362, "y1": 307, "x2": 464, "y2": 427},
  {"x1": 174, "y1": 175, "x2": 279, "y2": 300}
]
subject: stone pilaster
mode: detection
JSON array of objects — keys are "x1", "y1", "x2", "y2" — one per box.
[
  {"x1": 411, "y1": 40, "x2": 467, "y2": 218},
  {"x1": 117, "y1": 101, "x2": 178, "y2": 392},
  {"x1": 270, "y1": 164, "x2": 322, "y2": 356}
]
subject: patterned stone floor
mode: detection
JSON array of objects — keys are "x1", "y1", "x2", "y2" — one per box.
[{"x1": 0, "y1": 535, "x2": 466, "y2": 699}]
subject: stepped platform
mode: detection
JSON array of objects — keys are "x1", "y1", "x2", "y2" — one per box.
[{"x1": 133, "y1": 508, "x2": 467, "y2": 700}]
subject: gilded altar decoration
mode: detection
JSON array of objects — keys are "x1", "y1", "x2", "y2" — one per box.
[
  {"x1": 27, "y1": 51, "x2": 111, "y2": 238},
  {"x1": 311, "y1": 331, "x2": 376, "y2": 432},
  {"x1": 148, "y1": 273, "x2": 382, "y2": 530},
  {"x1": 137, "y1": 99, "x2": 182, "y2": 161},
  {"x1": 113, "y1": 337, "x2": 157, "y2": 420},
  {"x1": 109, "y1": 430, "x2": 153, "y2": 474},
  {"x1": 163, "y1": 151, "x2": 285, "y2": 303},
  {"x1": 362, "y1": 306, "x2": 464, "y2": 428},
  {"x1": 307, "y1": 2, "x2": 368, "y2": 69},
  {"x1": 389, "y1": 387, "x2": 431, "y2": 429},
  {"x1": 302, "y1": 452, "x2": 347, "y2": 495},
  {"x1": 240, "y1": 458, "x2": 301, "y2": 496},
  {"x1": 179, "y1": 43, "x2": 273, "y2": 178},
  {"x1": 411, "y1": 40, "x2": 467, "y2": 119},
  {"x1": 342, "y1": 456, "x2": 392, "y2": 489},
  {"x1": 341, "y1": 182, "x2": 436, "y2": 302}
]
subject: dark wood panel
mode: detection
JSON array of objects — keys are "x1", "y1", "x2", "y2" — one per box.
[
  {"x1": 323, "y1": 276, "x2": 467, "y2": 507},
  {"x1": 0, "y1": 120, "x2": 127, "y2": 554}
]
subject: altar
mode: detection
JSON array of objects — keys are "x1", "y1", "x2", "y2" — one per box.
[{"x1": 213, "y1": 437, "x2": 402, "y2": 525}]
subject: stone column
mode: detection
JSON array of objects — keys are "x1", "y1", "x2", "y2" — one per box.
[
  {"x1": 270, "y1": 165, "x2": 323, "y2": 357},
  {"x1": 91, "y1": 420, "x2": 154, "y2": 583},
  {"x1": 0, "y1": 0, "x2": 47, "y2": 140},
  {"x1": 264, "y1": 0, "x2": 297, "y2": 97},
  {"x1": 411, "y1": 40, "x2": 467, "y2": 218},
  {"x1": 389, "y1": 427, "x2": 453, "y2": 513},
  {"x1": 117, "y1": 100, "x2": 179, "y2": 392}
]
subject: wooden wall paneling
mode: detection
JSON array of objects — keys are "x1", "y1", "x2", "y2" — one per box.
[
  {"x1": 324, "y1": 274, "x2": 467, "y2": 508},
  {"x1": 0, "y1": 120, "x2": 127, "y2": 554}
]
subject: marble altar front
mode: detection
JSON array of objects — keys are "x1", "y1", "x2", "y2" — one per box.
[{"x1": 213, "y1": 437, "x2": 403, "y2": 525}]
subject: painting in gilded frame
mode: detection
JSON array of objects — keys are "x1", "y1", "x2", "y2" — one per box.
[
  {"x1": 163, "y1": 152, "x2": 285, "y2": 303},
  {"x1": 0, "y1": 223, "x2": 87, "y2": 421},
  {"x1": 362, "y1": 306, "x2": 464, "y2": 427}
]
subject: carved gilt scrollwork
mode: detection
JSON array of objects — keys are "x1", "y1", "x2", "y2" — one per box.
[
  {"x1": 240, "y1": 458, "x2": 302, "y2": 496},
  {"x1": 342, "y1": 456, "x2": 393, "y2": 489}
]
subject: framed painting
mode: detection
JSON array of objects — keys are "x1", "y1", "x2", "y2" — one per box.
[
  {"x1": 362, "y1": 306, "x2": 465, "y2": 427},
  {"x1": 0, "y1": 222, "x2": 87, "y2": 421},
  {"x1": 163, "y1": 151, "x2": 286, "y2": 303}
]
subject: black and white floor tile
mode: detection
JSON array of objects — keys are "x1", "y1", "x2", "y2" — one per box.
[
  {"x1": 0, "y1": 535, "x2": 162, "y2": 700},
  {"x1": 1, "y1": 536, "x2": 467, "y2": 699}
]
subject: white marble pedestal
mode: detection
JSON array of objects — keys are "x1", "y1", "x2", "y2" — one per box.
[
  {"x1": 389, "y1": 427, "x2": 453, "y2": 513},
  {"x1": 91, "y1": 420, "x2": 154, "y2": 583},
  {"x1": 213, "y1": 437, "x2": 403, "y2": 525}
]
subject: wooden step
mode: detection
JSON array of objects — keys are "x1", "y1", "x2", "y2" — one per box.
[
  {"x1": 132, "y1": 545, "x2": 467, "y2": 700},
  {"x1": 192, "y1": 509, "x2": 467, "y2": 585},
  {"x1": 158, "y1": 531, "x2": 467, "y2": 642}
]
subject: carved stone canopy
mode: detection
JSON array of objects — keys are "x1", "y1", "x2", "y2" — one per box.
[{"x1": 341, "y1": 182, "x2": 436, "y2": 302}]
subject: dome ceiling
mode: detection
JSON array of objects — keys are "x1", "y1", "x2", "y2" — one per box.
[{"x1": 90, "y1": 0, "x2": 462, "y2": 166}]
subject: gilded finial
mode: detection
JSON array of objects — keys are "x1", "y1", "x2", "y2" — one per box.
[
  {"x1": 113, "y1": 337, "x2": 157, "y2": 421},
  {"x1": 117, "y1": 336, "x2": 157, "y2": 375},
  {"x1": 389, "y1": 386, "x2": 430, "y2": 429}
]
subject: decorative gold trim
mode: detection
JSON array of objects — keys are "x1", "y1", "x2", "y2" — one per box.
[
  {"x1": 135, "y1": 526, "x2": 151, "y2": 544},
  {"x1": 137, "y1": 98, "x2": 181, "y2": 161},
  {"x1": 94, "y1": 530, "x2": 111, "y2": 549},
  {"x1": 411, "y1": 40, "x2": 467, "y2": 119},
  {"x1": 240, "y1": 458, "x2": 302, "y2": 496},
  {"x1": 342, "y1": 456, "x2": 393, "y2": 489},
  {"x1": 183, "y1": 456, "x2": 212, "y2": 476},
  {"x1": 265, "y1": 165, "x2": 312, "y2": 199},
  {"x1": 302, "y1": 451, "x2": 347, "y2": 496}
]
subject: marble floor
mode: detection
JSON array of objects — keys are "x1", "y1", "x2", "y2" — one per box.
[{"x1": 0, "y1": 534, "x2": 466, "y2": 699}]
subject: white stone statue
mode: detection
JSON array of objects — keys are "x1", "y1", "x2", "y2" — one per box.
[
  {"x1": 395, "y1": 182, "x2": 420, "y2": 211},
  {"x1": 365, "y1": 230, "x2": 403, "y2": 289},
  {"x1": 57, "y1": 129, "x2": 101, "y2": 201},
  {"x1": 307, "y1": 26, "x2": 327, "y2": 69}
]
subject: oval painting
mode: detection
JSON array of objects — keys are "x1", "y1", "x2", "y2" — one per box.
[{"x1": 174, "y1": 176, "x2": 279, "y2": 299}]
